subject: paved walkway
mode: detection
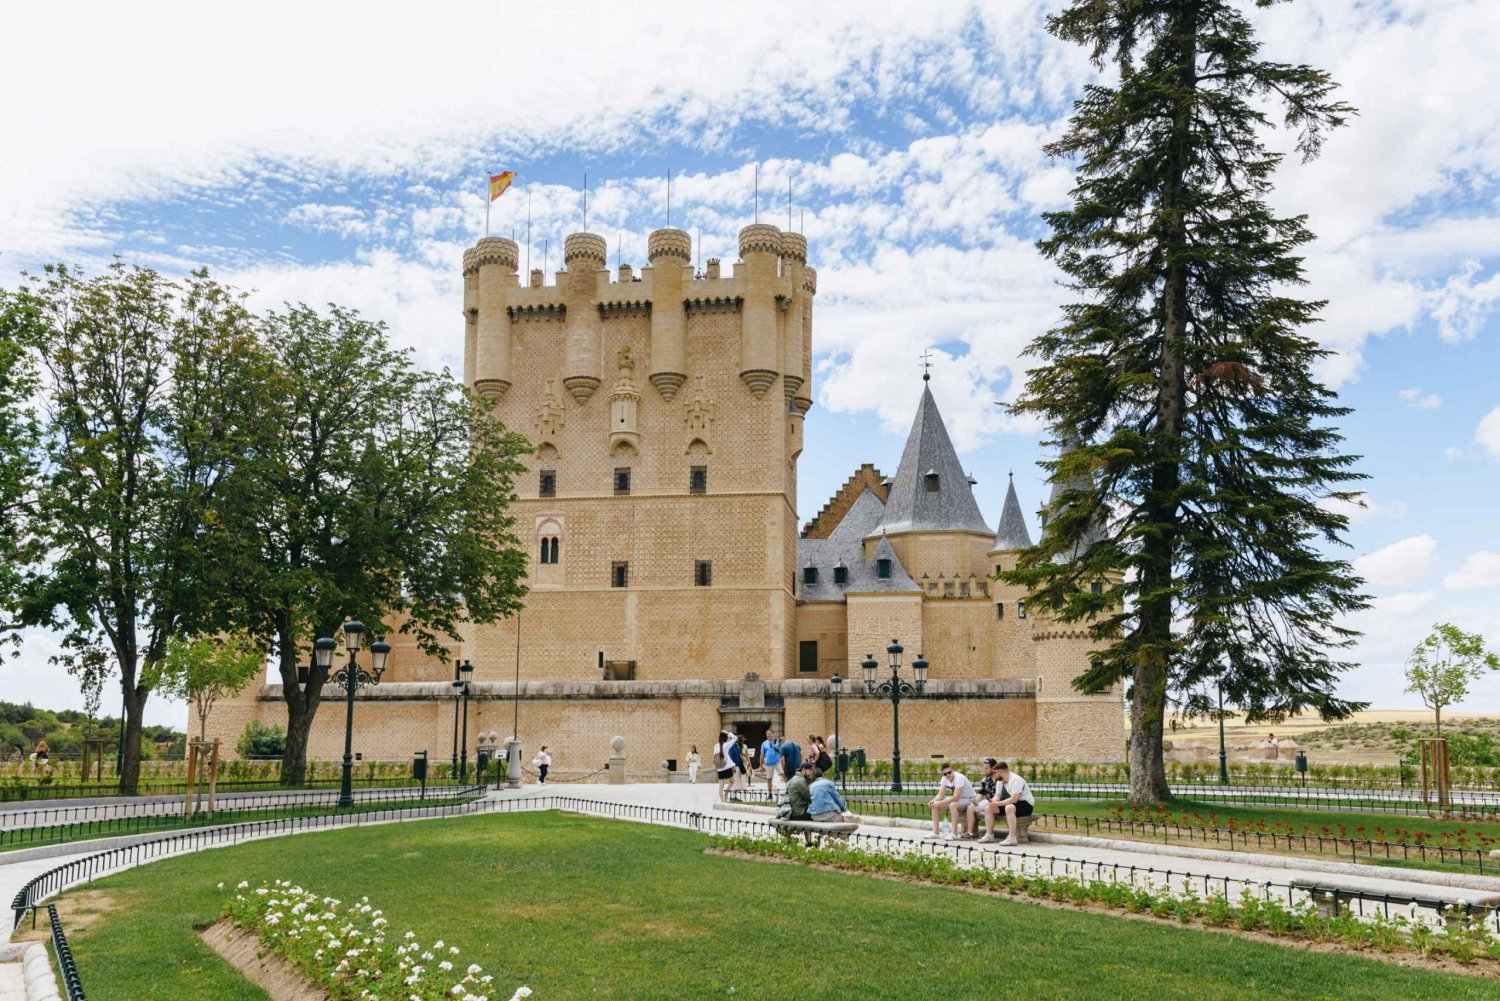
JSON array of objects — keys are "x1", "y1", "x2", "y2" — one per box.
[{"x1": 0, "y1": 961, "x2": 23, "y2": 1001}]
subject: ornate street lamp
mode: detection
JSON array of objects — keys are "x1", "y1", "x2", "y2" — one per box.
[
  {"x1": 863, "y1": 639, "x2": 927, "y2": 793},
  {"x1": 317, "y1": 620, "x2": 389, "y2": 808},
  {"x1": 453, "y1": 659, "x2": 476, "y2": 783},
  {"x1": 1217, "y1": 681, "x2": 1230, "y2": 787}
]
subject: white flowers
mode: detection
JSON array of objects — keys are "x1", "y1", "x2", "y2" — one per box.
[{"x1": 222, "y1": 878, "x2": 529, "y2": 1000}]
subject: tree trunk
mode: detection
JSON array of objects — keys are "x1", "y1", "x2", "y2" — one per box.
[
  {"x1": 1128, "y1": 1, "x2": 1197, "y2": 807},
  {"x1": 1434, "y1": 707, "x2": 1442, "y2": 741},
  {"x1": 118, "y1": 682, "x2": 148, "y2": 795},
  {"x1": 276, "y1": 623, "x2": 325, "y2": 787}
]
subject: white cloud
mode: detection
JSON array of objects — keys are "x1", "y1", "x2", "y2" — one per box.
[
  {"x1": 1317, "y1": 494, "x2": 1407, "y2": 525},
  {"x1": 1444, "y1": 446, "x2": 1466, "y2": 461},
  {"x1": 1477, "y1": 406, "x2": 1500, "y2": 458},
  {"x1": 1398, "y1": 387, "x2": 1441, "y2": 409},
  {"x1": 1430, "y1": 263, "x2": 1500, "y2": 343},
  {"x1": 1353, "y1": 534, "x2": 1439, "y2": 589},
  {"x1": 1444, "y1": 551, "x2": 1500, "y2": 590}
]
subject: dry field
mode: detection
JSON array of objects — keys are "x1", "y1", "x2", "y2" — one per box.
[{"x1": 1166, "y1": 709, "x2": 1500, "y2": 765}]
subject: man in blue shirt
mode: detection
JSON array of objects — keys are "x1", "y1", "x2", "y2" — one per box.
[
  {"x1": 808, "y1": 767, "x2": 847, "y2": 822},
  {"x1": 778, "y1": 737, "x2": 802, "y2": 783},
  {"x1": 760, "y1": 731, "x2": 782, "y2": 794}
]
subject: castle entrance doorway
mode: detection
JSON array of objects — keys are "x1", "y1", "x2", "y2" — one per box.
[{"x1": 731, "y1": 720, "x2": 771, "y2": 769}]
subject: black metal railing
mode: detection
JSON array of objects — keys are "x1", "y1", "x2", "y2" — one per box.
[
  {"x1": 48, "y1": 903, "x2": 86, "y2": 1001},
  {"x1": 13, "y1": 792, "x2": 1500, "y2": 944},
  {"x1": 0, "y1": 773, "x2": 471, "y2": 804}
]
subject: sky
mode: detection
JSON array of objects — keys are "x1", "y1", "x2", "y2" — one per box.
[{"x1": 2, "y1": 1, "x2": 1499, "y2": 727}]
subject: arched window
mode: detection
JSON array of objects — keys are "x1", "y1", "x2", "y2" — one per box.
[
  {"x1": 549, "y1": 537, "x2": 560, "y2": 564},
  {"x1": 539, "y1": 539, "x2": 550, "y2": 564},
  {"x1": 539, "y1": 535, "x2": 560, "y2": 565}
]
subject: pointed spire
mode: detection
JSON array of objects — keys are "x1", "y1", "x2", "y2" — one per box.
[
  {"x1": 869, "y1": 385, "x2": 990, "y2": 536},
  {"x1": 992, "y1": 473, "x2": 1032, "y2": 551}
]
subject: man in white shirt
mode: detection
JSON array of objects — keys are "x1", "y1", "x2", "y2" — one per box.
[
  {"x1": 979, "y1": 761, "x2": 1035, "y2": 846},
  {"x1": 927, "y1": 764, "x2": 975, "y2": 840}
]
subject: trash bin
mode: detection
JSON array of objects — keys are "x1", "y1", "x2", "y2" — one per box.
[
  {"x1": 837, "y1": 748, "x2": 850, "y2": 775},
  {"x1": 412, "y1": 753, "x2": 428, "y2": 782},
  {"x1": 665, "y1": 758, "x2": 677, "y2": 772},
  {"x1": 476, "y1": 749, "x2": 490, "y2": 780},
  {"x1": 1295, "y1": 749, "x2": 1307, "y2": 786}
]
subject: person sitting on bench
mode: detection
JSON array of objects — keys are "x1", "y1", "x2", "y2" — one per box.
[
  {"x1": 964, "y1": 758, "x2": 1000, "y2": 839},
  {"x1": 785, "y1": 762, "x2": 814, "y2": 821},
  {"x1": 807, "y1": 766, "x2": 847, "y2": 823},
  {"x1": 927, "y1": 764, "x2": 974, "y2": 840},
  {"x1": 979, "y1": 761, "x2": 1034, "y2": 845}
]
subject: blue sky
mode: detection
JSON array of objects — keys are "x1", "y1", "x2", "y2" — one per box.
[{"x1": 2, "y1": 1, "x2": 1499, "y2": 725}]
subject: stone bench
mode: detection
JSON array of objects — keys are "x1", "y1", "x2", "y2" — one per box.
[
  {"x1": 967, "y1": 813, "x2": 1036, "y2": 844},
  {"x1": 770, "y1": 818, "x2": 860, "y2": 844}
]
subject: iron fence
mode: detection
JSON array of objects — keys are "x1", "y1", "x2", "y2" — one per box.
[
  {"x1": 0, "y1": 773, "x2": 471, "y2": 804},
  {"x1": 47, "y1": 903, "x2": 86, "y2": 1001},
  {"x1": 12, "y1": 791, "x2": 1500, "y2": 946}
]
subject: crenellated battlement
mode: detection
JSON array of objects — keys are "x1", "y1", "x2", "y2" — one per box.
[{"x1": 462, "y1": 220, "x2": 815, "y2": 406}]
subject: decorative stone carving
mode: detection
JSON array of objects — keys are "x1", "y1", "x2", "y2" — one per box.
[
  {"x1": 535, "y1": 380, "x2": 566, "y2": 440},
  {"x1": 684, "y1": 376, "x2": 716, "y2": 434}
]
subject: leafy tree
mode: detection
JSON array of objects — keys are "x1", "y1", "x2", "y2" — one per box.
[
  {"x1": 215, "y1": 305, "x2": 530, "y2": 785},
  {"x1": 0, "y1": 305, "x2": 41, "y2": 661},
  {"x1": 1405, "y1": 623, "x2": 1499, "y2": 739},
  {"x1": 0, "y1": 263, "x2": 270, "y2": 793},
  {"x1": 153, "y1": 635, "x2": 266, "y2": 741},
  {"x1": 1004, "y1": 1, "x2": 1367, "y2": 803}
]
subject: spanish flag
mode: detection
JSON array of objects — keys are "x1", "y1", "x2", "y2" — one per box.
[{"x1": 489, "y1": 171, "x2": 516, "y2": 201}]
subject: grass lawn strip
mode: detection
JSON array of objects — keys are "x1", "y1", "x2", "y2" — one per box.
[{"x1": 40, "y1": 811, "x2": 1500, "y2": 1000}]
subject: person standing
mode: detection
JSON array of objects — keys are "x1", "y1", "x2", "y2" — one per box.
[
  {"x1": 686, "y1": 745, "x2": 701, "y2": 784},
  {"x1": 927, "y1": 764, "x2": 975, "y2": 840},
  {"x1": 979, "y1": 761, "x2": 1035, "y2": 846},
  {"x1": 778, "y1": 735, "x2": 802, "y2": 784},
  {"x1": 809, "y1": 735, "x2": 832, "y2": 774},
  {"x1": 760, "y1": 731, "x2": 782, "y2": 794},
  {"x1": 727, "y1": 732, "x2": 745, "y2": 789},
  {"x1": 808, "y1": 767, "x2": 847, "y2": 823},
  {"x1": 531, "y1": 746, "x2": 551, "y2": 784},
  {"x1": 714, "y1": 731, "x2": 736, "y2": 801}
]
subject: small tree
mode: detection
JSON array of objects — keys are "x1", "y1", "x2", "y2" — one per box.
[
  {"x1": 1405, "y1": 623, "x2": 1499, "y2": 739},
  {"x1": 155, "y1": 636, "x2": 265, "y2": 741}
]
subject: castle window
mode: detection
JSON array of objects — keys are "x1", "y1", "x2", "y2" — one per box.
[
  {"x1": 614, "y1": 468, "x2": 631, "y2": 495},
  {"x1": 995, "y1": 564, "x2": 1002, "y2": 577},
  {"x1": 539, "y1": 539, "x2": 549, "y2": 564},
  {"x1": 944, "y1": 581, "x2": 954, "y2": 597},
  {"x1": 549, "y1": 537, "x2": 559, "y2": 564},
  {"x1": 611, "y1": 561, "x2": 629, "y2": 588},
  {"x1": 925, "y1": 470, "x2": 939, "y2": 492},
  {"x1": 690, "y1": 466, "x2": 708, "y2": 494},
  {"x1": 1091, "y1": 581, "x2": 1103, "y2": 596},
  {"x1": 876, "y1": 558, "x2": 891, "y2": 580},
  {"x1": 695, "y1": 560, "x2": 712, "y2": 587},
  {"x1": 996, "y1": 603, "x2": 1004, "y2": 620},
  {"x1": 803, "y1": 565, "x2": 818, "y2": 585},
  {"x1": 798, "y1": 641, "x2": 818, "y2": 674},
  {"x1": 539, "y1": 470, "x2": 556, "y2": 498},
  {"x1": 1017, "y1": 599, "x2": 1027, "y2": 619},
  {"x1": 833, "y1": 564, "x2": 848, "y2": 585},
  {"x1": 960, "y1": 582, "x2": 970, "y2": 598}
]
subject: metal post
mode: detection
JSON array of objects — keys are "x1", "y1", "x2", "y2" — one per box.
[
  {"x1": 891, "y1": 681, "x2": 903, "y2": 794},
  {"x1": 451, "y1": 667, "x2": 461, "y2": 780},
  {"x1": 833, "y1": 682, "x2": 842, "y2": 792},
  {"x1": 339, "y1": 652, "x2": 357, "y2": 809},
  {"x1": 459, "y1": 683, "x2": 471, "y2": 784},
  {"x1": 1217, "y1": 682, "x2": 1229, "y2": 786}
]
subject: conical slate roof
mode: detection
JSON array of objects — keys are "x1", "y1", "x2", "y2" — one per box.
[
  {"x1": 992, "y1": 475, "x2": 1032, "y2": 551},
  {"x1": 869, "y1": 384, "x2": 990, "y2": 537},
  {"x1": 797, "y1": 489, "x2": 921, "y2": 601}
]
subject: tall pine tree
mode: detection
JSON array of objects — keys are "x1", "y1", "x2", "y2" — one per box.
[{"x1": 1006, "y1": 1, "x2": 1368, "y2": 802}]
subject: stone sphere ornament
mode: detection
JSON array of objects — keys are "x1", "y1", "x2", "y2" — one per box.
[{"x1": 610, "y1": 735, "x2": 626, "y2": 754}]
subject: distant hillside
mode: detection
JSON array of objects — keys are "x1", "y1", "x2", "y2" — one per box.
[{"x1": 0, "y1": 701, "x2": 185, "y2": 759}]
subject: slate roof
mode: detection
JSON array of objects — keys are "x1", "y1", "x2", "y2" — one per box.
[
  {"x1": 992, "y1": 475, "x2": 1032, "y2": 551},
  {"x1": 868, "y1": 384, "x2": 991, "y2": 537},
  {"x1": 1040, "y1": 440, "x2": 1107, "y2": 561},
  {"x1": 797, "y1": 488, "x2": 921, "y2": 602}
]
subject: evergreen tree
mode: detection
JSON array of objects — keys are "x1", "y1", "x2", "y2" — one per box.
[{"x1": 1005, "y1": 1, "x2": 1368, "y2": 802}]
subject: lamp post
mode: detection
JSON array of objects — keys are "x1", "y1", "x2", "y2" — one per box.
[
  {"x1": 830, "y1": 674, "x2": 843, "y2": 791},
  {"x1": 862, "y1": 639, "x2": 928, "y2": 793},
  {"x1": 316, "y1": 621, "x2": 389, "y2": 809},
  {"x1": 453, "y1": 659, "x2": 475, "y2": 783},
  {"x1": 1217, "y1": 681, "x2": 1230, "y2": 786}
]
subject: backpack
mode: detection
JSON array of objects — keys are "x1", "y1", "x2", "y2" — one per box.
[{"x1": 713, "y1": 746, "x2": 726, "y2": 769}]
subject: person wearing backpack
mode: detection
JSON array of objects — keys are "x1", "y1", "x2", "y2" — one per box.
[{"x1": 713, "y1": 731, "x2": 736, "y2": 801}]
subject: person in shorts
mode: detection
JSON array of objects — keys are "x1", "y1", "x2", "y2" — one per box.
[
  {"x1": 979, "y1": 761, "x2": 1035, "y2": 845},
  {"x1": 927, "y1": 764, "x2": 974, "y2": 840},
  {"x1": 964, "y1": 758, "x2": 1000, "y2": 839},
  {"x1": 761, "y1": 731, "x2": 782, "y2": 794},
  {"x1": 714, "y1": 731, "x2": 737, "y2": 801}
]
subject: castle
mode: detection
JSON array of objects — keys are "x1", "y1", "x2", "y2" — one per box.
[{"x1": 204, "y1": 223, "x2": 1124, "y2": 772}]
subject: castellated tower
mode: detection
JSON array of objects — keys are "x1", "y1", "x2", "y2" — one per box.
[{"x1": 462, "y1": 223, "x2": 816, "y2": 687}]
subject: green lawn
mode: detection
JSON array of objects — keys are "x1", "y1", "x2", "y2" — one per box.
[{"x1": 48, "y1": 811, "x2": 1500, "y2": 1000}]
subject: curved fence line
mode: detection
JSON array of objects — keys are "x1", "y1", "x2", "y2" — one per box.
[
  {"x1": 13, "y1": 793, "x2": 1500, "y2": 944},
  {"x1": 0, "y1": 785, "x2": 486, "y2": 845},
  {"x1": 46, "y1": 903, "x2": 85, "y2": 1001}
]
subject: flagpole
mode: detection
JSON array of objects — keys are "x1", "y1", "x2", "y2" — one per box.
[
  {"x1": 754, "y1": 163, "x2": 759, "y2": 224},
  {"x1": 667, "y1": 168, "x2": 672, "y2": 228},
  {"x1": 485, "y1": 173, "x2": 491, "y2": 237},
  {"x1": 526, "y1": 192, "x2": 532, "y2": 280},
  {"x1": 583, "y1": 172, "x2": 588, "y2": 231}
]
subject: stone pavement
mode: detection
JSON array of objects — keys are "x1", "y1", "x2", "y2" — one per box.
[{"x1": 0, "y1": 961, "x2": 23, "y2": 1001}]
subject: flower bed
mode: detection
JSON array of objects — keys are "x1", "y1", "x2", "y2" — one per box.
[
  {"x1": 221, "y1": 879, "x2": 530, "y2": 1000},
  {"x1": 710, "y1": 834, "x2": 1500, "y2": 970}
]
